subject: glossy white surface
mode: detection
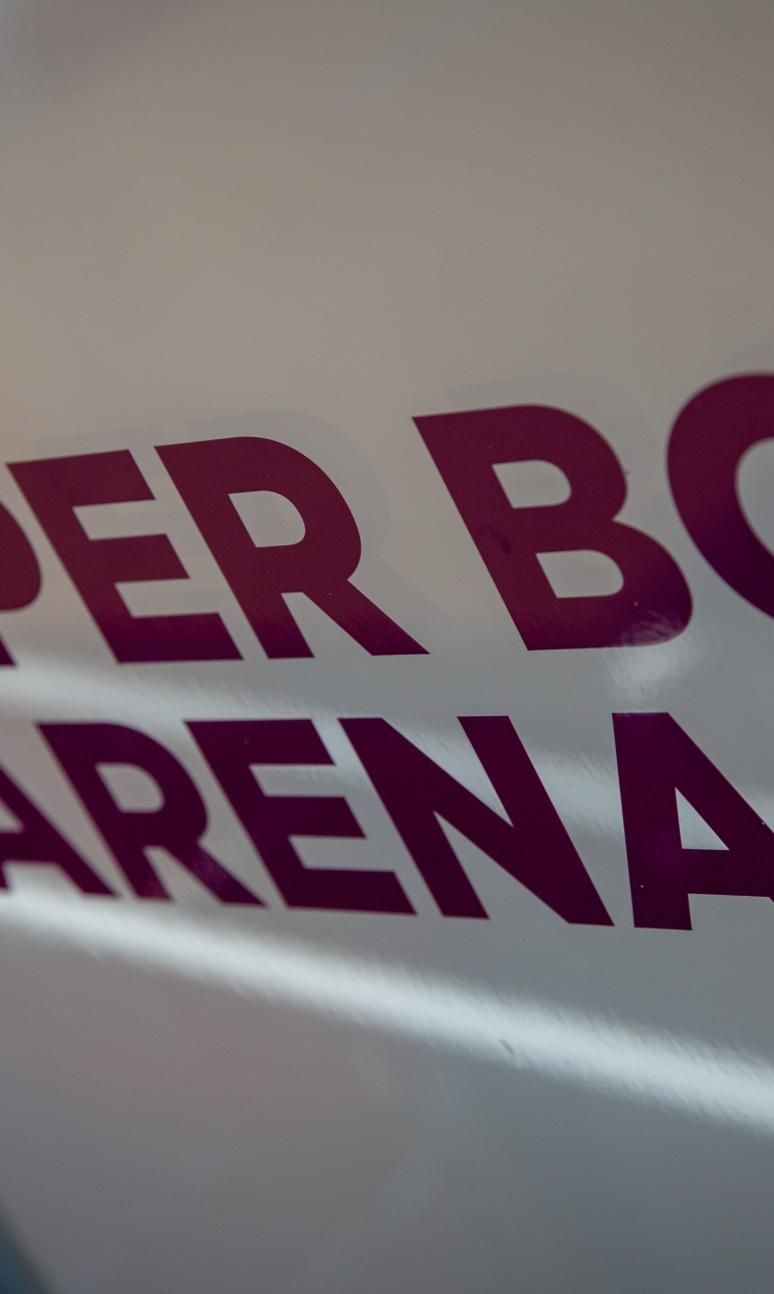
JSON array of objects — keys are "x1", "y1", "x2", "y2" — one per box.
[{"x1": 1, "y1": 3, "x2": 774, "y2": 1290}]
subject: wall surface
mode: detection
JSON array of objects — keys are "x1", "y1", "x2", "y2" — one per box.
[{"x1": 1, "y1": 3, "x2": 773, "y2": 1291}]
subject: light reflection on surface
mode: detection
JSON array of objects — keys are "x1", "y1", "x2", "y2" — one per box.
[
  {"x1": 8, "y1": 658, "x2": 774, "y2": 838},
  {"x1": 1, "y1": 894, "x2": 773, "y2": 1137}
]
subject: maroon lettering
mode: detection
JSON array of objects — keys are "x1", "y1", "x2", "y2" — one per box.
[
  {"x1": 343, "y1": 716, "x2": 611, "y2": 922},
  {"x1": 0, "y1": 503, "x2": 42, "y2": 665},
  {"x1": 415, "y1": 405, "x2": 692, "y2": 648},
  {"x1": 0, "y1": 763, "x2": 112, "y2": 894},
  {"x1": 669, "y1": 374, "x2": 774, "y2": 619},
  {"x1": 42, "y1": 723, "x2": 261, "y2": 904},
  {"x1": 189, "y1": 718, "x2": 413, "y2": 913},
  {"x1": 613, "y1": 712, "x2": 774, "y2": 929},
  {"x1": 157, "y1": 437, "x2": 425, "y2": 658},
  {"x1": 10, "y1": 451, "x2": 240, "y2": 662}
]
